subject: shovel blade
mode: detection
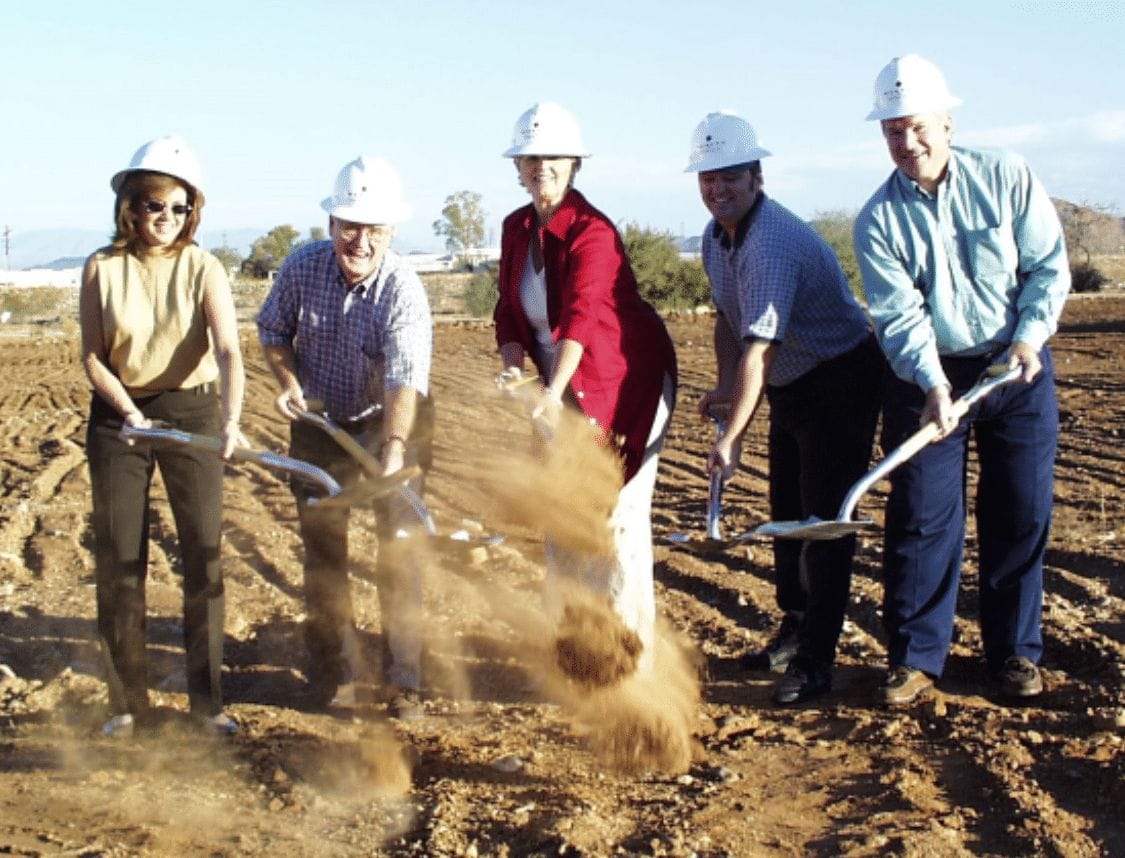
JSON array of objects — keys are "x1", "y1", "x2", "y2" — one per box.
[
  {"x1": 753, "y1": 517, "x2": 876, "y2": 541},
  {"x1": 307, "y1": 465, "x2": 423, "y2": 508}
]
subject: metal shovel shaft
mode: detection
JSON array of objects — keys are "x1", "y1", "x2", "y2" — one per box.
[
  {"x1": 752, "y1": 365, "x2": 1022, "y2": 541},
  {"x1": 119, "y1": 424, "x2": 342, "y2": 497},
  {"x1": 298, "y1": 411, "x2": 437, "y2": 535},
  {"x1": 706, "y1": 416, "x2": 727, "y2": 541}
]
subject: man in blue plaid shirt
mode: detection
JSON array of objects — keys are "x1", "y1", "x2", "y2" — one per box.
[
  {"x1": 686, "y1": 111, "x2": 885, "y2": 705},
  {"x1": 257, "y1": 155, "x2": 433, "y2": 720}
]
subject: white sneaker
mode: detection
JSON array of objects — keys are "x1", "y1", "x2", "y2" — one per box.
[{"x1": 102, "y1": 713, "x2": 135, "y2": 738}]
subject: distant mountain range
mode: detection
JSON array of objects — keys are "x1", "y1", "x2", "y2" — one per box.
[{"x1": 3, "y1": 228, "x2": 263, "y2": 270}]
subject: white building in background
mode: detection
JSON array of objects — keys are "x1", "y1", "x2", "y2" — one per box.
[
  {"x1": 405, "y1": 247, "x2": 500, "y2": 274},
  {"x1": 0, "y1": 268, "x2": 82, "y2": 287}
]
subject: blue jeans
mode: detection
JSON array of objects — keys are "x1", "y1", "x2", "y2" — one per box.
[{"x1": 880, "y1": 349, "x2": 1058, "y2": 676}]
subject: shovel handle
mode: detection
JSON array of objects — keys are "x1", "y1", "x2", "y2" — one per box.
[
  {"x1": 837, "y1": 365, "x2": 1021, "y2": 521},
  {"x1": 119, "y1": 424, "x2": 342, "y2": 497}
]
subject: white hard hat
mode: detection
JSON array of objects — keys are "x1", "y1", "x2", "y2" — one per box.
[
  {"x1": 866, "y1": 54, "x2": 962, "y2": 121},
  {"x1": 502, "y1": 101, "x2": 590, "y2": 158},
  {"x1": 111, "y1": 135, "x2": 203, "y2": 194},
  {"x1": 320, "y1": 155, "x2": 413, "y2": 225},
  {"x1": 684, "y1": 111, "x2": 772, "y2": 173}
]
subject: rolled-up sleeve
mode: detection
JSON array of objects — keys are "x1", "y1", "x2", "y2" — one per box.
[{"x1": 382, "y1": 270, "x2": 432, "y2": 396}]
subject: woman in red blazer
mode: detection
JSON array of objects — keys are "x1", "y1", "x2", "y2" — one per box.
[{"x1": 494, "y1": 102, "x2": 677, "y2": 674}]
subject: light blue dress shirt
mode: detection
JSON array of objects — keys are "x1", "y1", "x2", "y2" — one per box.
[{"x1": 854, "y1": 146, "x2": 1069, "y2": 393}]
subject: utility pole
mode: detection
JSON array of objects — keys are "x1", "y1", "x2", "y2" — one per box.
[{"x1": 2, "y1": 225, "x2": 10, "y2": 284}]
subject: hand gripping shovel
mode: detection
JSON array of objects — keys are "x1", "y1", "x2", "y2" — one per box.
[
  {"x1": 750, "y1": 365, "x2": 1022, "y2": 542},
  {"x1": 118, "y1": 423, "x2": 408, "y2": 508}
]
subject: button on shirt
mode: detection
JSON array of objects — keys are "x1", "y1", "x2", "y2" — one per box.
[
  {"x1": 257, "y1": 242, "x2": 432, "y2": 421},
  {"x1": 854, "y1": 146, "x2": 1069, "y2": 393},
  {"x1": 701, "y1": 195, "x2": 871, "y2": 387}
]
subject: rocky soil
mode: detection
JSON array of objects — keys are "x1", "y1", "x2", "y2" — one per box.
[{"x1": 0, "y1": 293, "x2": 1121, "y2": 857}]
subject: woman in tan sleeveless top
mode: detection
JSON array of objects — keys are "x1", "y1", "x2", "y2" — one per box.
[{"x1": 79, "y1": 136, "x2": 245, "y2": 738}]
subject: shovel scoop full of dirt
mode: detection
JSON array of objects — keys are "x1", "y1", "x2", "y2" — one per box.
[{"x1": 553, "y1": 598, "x2": 642, "y2": 689}]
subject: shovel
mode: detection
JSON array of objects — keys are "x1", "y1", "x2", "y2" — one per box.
[
  {"x1": 118, "y1": 423, "x2": 396, "y2": 507},
  {"x1": 748, "y1": 365, "x2": 1022, "y2": 542},
  {"x1": 666, "y1": 408, "x2": 730, "y2": 552},
  {"x1": 298, "y1": 411, "x2": 504, "y2": 545}
]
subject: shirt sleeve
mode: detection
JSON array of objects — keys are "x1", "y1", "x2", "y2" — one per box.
[
  {"x1": 381, "y1": 266, "x2": 433, "y2": 396},
  {"x1": 256, "y1": 260, "x2": 298, "y2": 347},
  {"x1": 1010, "y1": 159, "x2": 1071, "y2": 350},
  {"x1": 555, "y1": 217, "x2": 622, "y2": 349},
  {"x1": 854, "y1": 206, "x2": 947, "y2": 392}
]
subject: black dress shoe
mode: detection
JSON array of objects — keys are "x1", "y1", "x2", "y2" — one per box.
[
  {"x1": 773, "y1": 658, "x2": 832, "y2": 704},
  {"x1": 741, "y1": 613, "x2": 802, "y2": 673}
]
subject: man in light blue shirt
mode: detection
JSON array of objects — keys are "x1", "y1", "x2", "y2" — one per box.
[{"x1": 854, "y1": 54, "x2": 1070, "y2": 705}]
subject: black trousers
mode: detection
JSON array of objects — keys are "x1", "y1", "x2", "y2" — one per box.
[
  {"x1": 766, "y1": 336, "x2": 885, "y2": 666},
  {"x1": 288, "y1": 397, "x2": 435, "y2": 687},
  {"x1": 86, "y1": 387, "x2": 225, "y2": 717}
]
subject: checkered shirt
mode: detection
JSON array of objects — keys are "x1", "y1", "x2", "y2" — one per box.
[
  {"x1": 257, "y1": 241, "x2": 432, "y2": 421},
  {"x1": 701, "y1": 195, "x2": 870, "y2": 387}
]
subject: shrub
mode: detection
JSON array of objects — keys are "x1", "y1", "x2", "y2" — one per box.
[
  {"x1": 463, "y1": 268, "x2": 499, "y2": 318},
  {"x1": 1070, "y1": 262, "x2": 1109, "y2": 294},
  {"x1": 622, "y1": 223, "x2": 711, "y2": 310}
]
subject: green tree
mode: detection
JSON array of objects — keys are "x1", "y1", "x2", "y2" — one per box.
[
  {"x1": 242, "y1": 225, "x2": 301, "y2": 278},
  {"x1": 621, "y1": 223, "x2": 710, "y2": 309},
  {"x1": 809, "y1": 209, "x2": 862, "y2": 301},
  {"x1": 433, "y1": 191, "x2": 486, "y2": 256},
  {"x1": 209, "y1": 244, "x2": 242, "y2": 273},
  {"x1": 306, "y1": 226, "x2": 327, "y2": 245}
]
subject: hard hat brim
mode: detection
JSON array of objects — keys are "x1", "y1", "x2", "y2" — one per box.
[
  {"x1": 110, "y1": 167, "x2": 201, "y2": 195},
  {"x1": 865, "y1": 95, "x2": 962, "y2": 122},
  {"x1": 502, "y1": 146, "x2": 591, "y2": 158},
  {"x1": 320, "y1": 197, "x2": 413, "y2": 225},
  {"x1": 683, "y1": 148, "x2": 772, "y2": 173}
]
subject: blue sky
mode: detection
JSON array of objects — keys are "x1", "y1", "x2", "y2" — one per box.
[{"x1": 3, "y1": 0, "x2": 1123, "y2": 255}]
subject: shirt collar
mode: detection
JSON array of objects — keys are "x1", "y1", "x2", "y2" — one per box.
[
  {"x1": 336, "y1": 255, "x2": 385, "y2": 295},
  {"x1": 895, "y1": 149, "x2": 959, "y2": 200},
  {"x1": 711, "y1": 192, "x2": 767, "y2": 250}
]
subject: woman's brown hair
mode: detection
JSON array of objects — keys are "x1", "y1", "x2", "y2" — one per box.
[{"x1": 109, "y1": 170, "x2": 205, "y2": 256}]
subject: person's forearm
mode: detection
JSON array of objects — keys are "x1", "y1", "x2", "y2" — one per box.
[
  {"x1": 546, "y1": 338, "x2": 584, "y2": 399},
  {"x1": 261, "y1": 343, "x2": 300, "y2": 392},
  {"x1": 723, "y1": 340, "x2": 774, "y2": 441},
  {"x1": 382, "y1": 385, "x2": 419, "y2": 446}
]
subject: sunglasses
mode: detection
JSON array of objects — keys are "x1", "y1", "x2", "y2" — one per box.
[{"x1": 142, "y1": 200, "x2": 193, "y2": 216}]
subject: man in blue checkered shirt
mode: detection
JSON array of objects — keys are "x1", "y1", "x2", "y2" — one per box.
[
  {"x1": 257, "y1": 155, "x2": 433, "y2": 720},
  {"x1": 685, "y1": 112, "x2": 885, "y2": 705}
]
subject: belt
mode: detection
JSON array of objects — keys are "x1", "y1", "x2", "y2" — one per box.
[{"x1": 124, "y1": 381, "x2": 215, "y2": 397}]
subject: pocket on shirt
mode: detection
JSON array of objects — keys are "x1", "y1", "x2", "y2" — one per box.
[{"x1": 964, "y1": 227, "x2": 1016, "y2": 281}]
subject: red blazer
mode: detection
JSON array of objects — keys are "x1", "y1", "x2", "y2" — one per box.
[{"x1": 494, "y1": 189, "x2": 677, "y2": 482}]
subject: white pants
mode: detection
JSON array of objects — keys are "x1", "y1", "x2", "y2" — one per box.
[{"x1": 546, "y1": 374, "x2": 674, "y2": 668}]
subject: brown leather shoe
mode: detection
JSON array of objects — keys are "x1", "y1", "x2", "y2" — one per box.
[{"x1": 882, "y1": 666, "x2": 934, "y2": 705}]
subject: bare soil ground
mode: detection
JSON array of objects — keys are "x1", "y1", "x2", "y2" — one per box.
[{"x1": 0, "y1": 293, "x2": 1121, "y2": 857}]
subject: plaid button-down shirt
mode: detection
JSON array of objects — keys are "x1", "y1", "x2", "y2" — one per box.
[
  {"x1": 257, "y1": 241, "x2": 432, "y2": 421},
  {"x1": 702, "y1": 195, "x2": 870, "y2": 387}
]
